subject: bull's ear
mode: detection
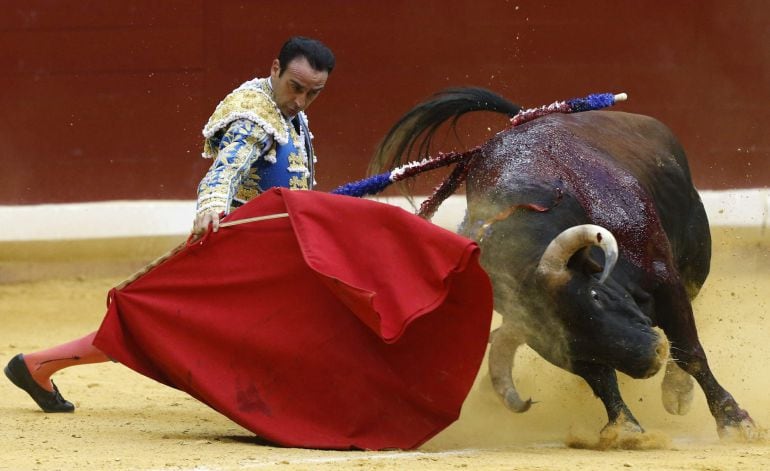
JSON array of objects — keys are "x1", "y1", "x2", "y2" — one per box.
[{"x1": 568, "y1": 247, "x2": 603, "y2": 276}]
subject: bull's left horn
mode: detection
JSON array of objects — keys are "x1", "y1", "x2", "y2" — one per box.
[{"x1": 536, "y1": 224, "x2": 619, "y2": 283}]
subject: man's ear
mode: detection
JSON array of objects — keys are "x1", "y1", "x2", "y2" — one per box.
[{"x1": 271, "y1": 59, "x2": 281, "y2": 77}]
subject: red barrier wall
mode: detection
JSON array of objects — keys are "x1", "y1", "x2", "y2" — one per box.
[{"x1": 1, "y1": 0, "x2": 768, "y2": 204}]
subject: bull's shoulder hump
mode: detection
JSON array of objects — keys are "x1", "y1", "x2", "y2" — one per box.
[
  {"x1": 501, "y1": 111, "x2": 674, "y2": 141},
  {"x1": 549, "y1": 111, "x2": 684, "y2": 158},
  {"x1": 564, "y1": 111, "x2": 675, "y2": 137}
]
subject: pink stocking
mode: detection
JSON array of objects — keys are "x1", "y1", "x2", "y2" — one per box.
[{"x1": 23, "y1": 331, "x2": 110, "y2": 391}]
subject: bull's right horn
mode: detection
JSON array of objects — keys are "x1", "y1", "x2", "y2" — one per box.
[{"x1": 536, "y1": 224, "x2": 619, "y2": 284}]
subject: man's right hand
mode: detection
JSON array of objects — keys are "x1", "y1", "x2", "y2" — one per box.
[{"x1": 191, "y1": 211, "x2": 221, "y2": 241}]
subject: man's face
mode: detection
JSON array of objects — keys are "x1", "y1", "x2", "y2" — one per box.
[{"x1": 270, "y1": 56, "x2": 328, "y2": 119}]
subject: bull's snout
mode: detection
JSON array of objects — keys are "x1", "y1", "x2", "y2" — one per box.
[
  {"x1": 641, "y1": 329, "x2": 669, "y2": 378},
  {"x1": 616, "y1": 327, "x2": 669, "y2": 379}
]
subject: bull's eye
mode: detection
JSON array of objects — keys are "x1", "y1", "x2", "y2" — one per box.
[{"x1": 590, "y1": 289, "x2": 600, "y2": 301}]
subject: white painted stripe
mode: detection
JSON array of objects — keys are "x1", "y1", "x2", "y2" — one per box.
[
  {"x1": 0, "y1": 200, "x2": 196, "y2": 241},
  {"x1": 0, "y1": 189, "x2": 767, "y2": 241},
  {"x1": 698, "y1": 188, "x2": 769, "y2": 228}
]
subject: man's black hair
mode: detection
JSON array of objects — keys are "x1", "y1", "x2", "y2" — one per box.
[{"x1": 277, "y1": 36, "x2": 336, "y2": 75}]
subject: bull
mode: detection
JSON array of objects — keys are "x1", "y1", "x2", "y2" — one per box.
[{"x1": 369, "y1": 87, "x2": 757, "y2": 439}]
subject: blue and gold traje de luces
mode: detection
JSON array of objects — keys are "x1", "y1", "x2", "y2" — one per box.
[
  {"x1": 255, "y1": 121, "x2": 311, "y2": 191},
  {"x1": 198, "y1": 77, "x2": 313, "y2": 213}
]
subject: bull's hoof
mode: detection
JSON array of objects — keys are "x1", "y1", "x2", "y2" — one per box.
[
  {"x1": 718, "y1": 418, "x2": 766, "y2": 442},
  {"x1": 568, "y1": 420, "x2": 670, "y2": 450},
  {"x1": 661, "y1": 362, "x2": 694, "y2": 415},
  {"x1": 595, "y1": 422, "x2": 671, "y2": 450},
  {"x1": 602, "y1": 418, "x2": 644, "y2": 436},
  {"x1": 502, "y1": 388, "x2": 534, "y2": 413}
]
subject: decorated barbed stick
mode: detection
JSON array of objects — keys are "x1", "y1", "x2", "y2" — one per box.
[
  {"x1": 331, "y1": 91, "x2": 627, "y2": 200},
  {"x1": 510, "y1": 92, "x2": 627, "y2": 127},
  {"x1": 330, "y1": 150, "x2": 472, "y2": 198},
  {"x1": 416, "y1": 92, "x2": 628, "y2": 218}
]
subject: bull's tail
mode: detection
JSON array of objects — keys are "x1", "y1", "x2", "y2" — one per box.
[{"x1": 368, "y1": 87, "x2": 522, "y2": 193}]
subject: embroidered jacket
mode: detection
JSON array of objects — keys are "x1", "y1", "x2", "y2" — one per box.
[{"x1": 197, "y1": 78, "x2": 315, "y2": 215}]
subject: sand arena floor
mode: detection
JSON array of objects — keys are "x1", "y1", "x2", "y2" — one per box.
[{"x1": 1, "y1": 227, "x2": 769, "y2": 470}]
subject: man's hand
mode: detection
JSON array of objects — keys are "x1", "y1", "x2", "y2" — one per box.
[{"x1": 191, "y1": 211, "x2": 221, "y2": 241}]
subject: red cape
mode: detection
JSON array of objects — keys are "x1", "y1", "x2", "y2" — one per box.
[{"x1": 94, "y1": 188, "x2": 492, "y2": 450}]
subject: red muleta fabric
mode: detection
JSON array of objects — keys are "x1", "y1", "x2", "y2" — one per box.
[{"x1": 93, "y1": 188, "x2": 493, "y2": 450}]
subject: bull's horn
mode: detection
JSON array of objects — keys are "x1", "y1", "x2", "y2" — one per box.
[{"x1": 536, "y1": 224, "x2": 619, "y2": 283}]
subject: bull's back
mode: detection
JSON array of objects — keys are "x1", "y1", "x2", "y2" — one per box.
[
  {"x1": 472, "y1": 111, "x2": 710, "y2": 292},
  {"x1": 560, "y1": 111, "x2": 711, "y2": 291}
]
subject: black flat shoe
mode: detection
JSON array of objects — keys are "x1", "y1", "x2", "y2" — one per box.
[{"x1": 4, "y1": 354, "x2": 75, "y2": 413}]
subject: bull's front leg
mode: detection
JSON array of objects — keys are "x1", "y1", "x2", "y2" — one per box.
[
  {"x1": 572, "y1": 362, "x2": 643, "y2": 434},
  {"x1": 671, "y1": 347, "x2": 755, "y2": 439},
  {"x1": 656, "y1": 284, "x2": 759, "y2": 439},
  {"x1": 488, "y1": 323, "x2": 533, "y2": 412}
]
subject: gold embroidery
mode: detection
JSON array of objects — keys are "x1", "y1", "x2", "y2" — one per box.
[
  {"x1": 289, "y1": 176, "x2": 309, "y2": 190},
  {"x1": 288, "y1": 151, "x2": 305, "y2": 171},
  {"x1": 235, "y1": 186, "x2": 260, "y2": 202},
  {"x1": 291, "y1": 128, "x2": 303, "y2": 149},
  {"x1": 202, "y1": 86, "x2": 287, "y2": 158}
]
